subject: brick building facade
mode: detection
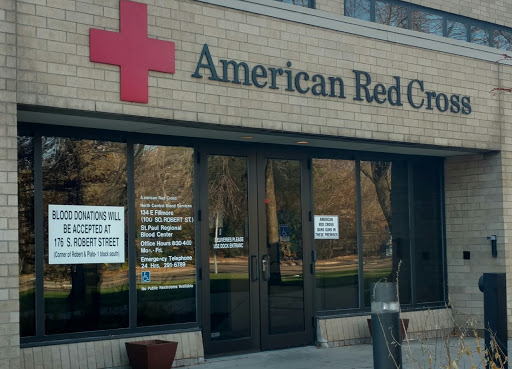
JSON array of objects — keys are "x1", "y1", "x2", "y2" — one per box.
[{"x1": 1, "y1": 0, "x2": 512, "y2": 367}]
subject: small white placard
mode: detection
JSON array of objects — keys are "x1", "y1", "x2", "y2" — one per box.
[
  {"x1": 48, "y1": 204, "x2": 125, "y2": 264},
  {"x1": 314, "y1": 215, "x2": 339, "y2": 239}
]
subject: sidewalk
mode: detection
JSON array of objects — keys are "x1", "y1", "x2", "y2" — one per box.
[{"x1": 182, "y1": 338, "x2": 508, "y2": 369}]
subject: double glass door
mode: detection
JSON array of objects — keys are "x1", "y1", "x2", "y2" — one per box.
[{"x1": 199, "y1": 148, "x2": 314, "y2": 355}]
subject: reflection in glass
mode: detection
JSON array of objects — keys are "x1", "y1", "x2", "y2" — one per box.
[
  {"x1": 361, "y1": 161, "x2": 411, "y2": 306},
  {"x1": 313, "y1": 159, "x2": 358, "y2": 311},
  {"x1": 413, "y1": 160, "x2": 444, "y2": 303},
  {"x1": 265, "y1": 159, "x2": 304, "y2": 334},
  {"x1": 493, "y1": 29, "x2": 512, "y2": 51},
  {"x1": 135, "y1": 145, "x2": 196, "y2": 326},
  {"x1": 361, "y1": 161, "x2": 392, "y2": 306},
  {"x1": 447, "y1": 20, "x2": 467, "y2": 41},
  {"x1": 411, "y1": 10, "x2": 443, "y2": 36},
  {"x1": 19, "y1": 136, "x2": 35, "y2": 337},
  {"x1": 345, "y1": 0, "x2": 371, "y2": 21},
  {"x1": 276, "y1": 0, "x2": 310, "y2": 7},
  {"x1": 42, "y1": 138, "x2": 128, "y2": 334},
  {"x1": 208, "y1": 156, "x2": 250, "y2": 340},
  {"x1": 376, "y1": 1, "x2": 408, "y2": 29},
  {"x1": 471, "y1": 26, "x2": 489, "y2": 46}
]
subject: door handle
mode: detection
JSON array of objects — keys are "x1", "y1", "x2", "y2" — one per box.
[
  {"x1": 261, "y1": 255, "x2": 270, "y2": 281},
  {"x1": 251, "y1": 255, "x2": 259, "y2": 281}
]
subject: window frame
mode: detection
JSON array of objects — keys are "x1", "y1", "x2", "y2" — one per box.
[
  {"x1": 344, "y1": 0, "x2": 512, "y2": 51},
  {"x1": 19, "y1": 124, "x2": 202, "y2": 346},
  {"x1": 311, "y1": 150, "x2": 447, "y2": 318},
  {"x1": 19, "y1": 122, "x2": 448, "y2": 345}
]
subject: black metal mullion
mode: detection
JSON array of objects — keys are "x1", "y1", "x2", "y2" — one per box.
[
  {"x1": 34, "y1": 135, "x2": 44, "y2": 337},
  {"x1": 355, "y1": 160, "x2": 364, "y2": 309},
  {"x1": 439, "y1": 160, "x2": 448, "y2": 304},
  {"x1": 193, "y1": 147, "x2": 202, "y2": 327},
  {"x1": 127, "y1": 141, "x2": 137, "y2": 329},
  {"x1": 407, "y1": 161, "x2": 416, "y2": 306}
]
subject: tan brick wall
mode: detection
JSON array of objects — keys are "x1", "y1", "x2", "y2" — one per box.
[
  {"x1": 15, "y1": 0, "x2": 504, "y2": 152},
  {"x1": 0, "y1": 1, "x2": 19, "y2": 369},
  {"x1": 20, "y1": 331, "x2": 204, "y2": 369},
  {"x1": 403, "y1": 0, "x2": 512, "y2": 26},
  {"x1": 317, "y1": 308, "x2": 454, "y2": 347},
  {"x1": 445, "y1": 153, "x2": 506, "y2": 328}
]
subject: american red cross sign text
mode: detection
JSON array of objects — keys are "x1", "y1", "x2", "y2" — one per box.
[{"x1": 90, "y1": 0, "x2": 175, "y2": 103}]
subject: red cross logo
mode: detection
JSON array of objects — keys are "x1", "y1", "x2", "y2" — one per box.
[{"x1": 90, "y1": 0, "x2": 175, "y2": 103}]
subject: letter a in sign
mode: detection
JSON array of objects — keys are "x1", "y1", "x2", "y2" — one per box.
[{"x1": 89, "y1": 0, "x2": 175, "y2": 103}]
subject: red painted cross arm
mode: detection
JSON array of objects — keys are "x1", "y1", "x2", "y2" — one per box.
[{"x1": 90, "y1": 0, "x2": 175, "y2": 103}]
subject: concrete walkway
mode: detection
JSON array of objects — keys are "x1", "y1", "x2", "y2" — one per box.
[{"x1": 183, "y1": 338, "x2": 508, "y2": 369}]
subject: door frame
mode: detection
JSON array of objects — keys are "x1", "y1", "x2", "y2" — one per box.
[
  {"x1": 198, "y1": 145, "x2": 260, "y2": 355},
  {"x1": 255, "y1": 150, "x2": 315, "y2": 350},
  {"x1": 198, "y1": 143, "x2": 315, "y2": 356}
]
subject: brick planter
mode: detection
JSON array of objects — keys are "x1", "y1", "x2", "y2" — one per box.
[{"x1": 125, "y1": 340, "x2": 178, "y2": 369}]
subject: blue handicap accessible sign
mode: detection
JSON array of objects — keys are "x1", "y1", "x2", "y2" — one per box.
[
  {"x1": 279, "y1": 224, "x2": 290, "y2": 242},
  {"x1": 141, "y1": 271, "x2": 151, "y2": 283}
]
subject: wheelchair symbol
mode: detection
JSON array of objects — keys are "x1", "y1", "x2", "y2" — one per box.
[{"x1": 141, "y1": 271, "x2": 150, "y2": 283}]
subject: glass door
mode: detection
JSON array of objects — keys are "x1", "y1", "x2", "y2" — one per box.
[
  {"x1": 201, "y1": 151, "x2": 260, "y2": 355},
  {"x1": 257, "y1": 156, "x2": 314, "y2": 350},
  {"x1": 200, "y1": 149, "x2": 314, "y2": 355}
]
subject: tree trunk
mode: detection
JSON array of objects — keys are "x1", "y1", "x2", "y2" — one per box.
[{"x1": 265, "y1": 160, "x2": 282, "y2": 284}]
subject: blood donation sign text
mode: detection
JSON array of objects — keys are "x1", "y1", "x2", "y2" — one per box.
[{"x1": 49, "y1": 205, "x2": 125, "y2": 264}]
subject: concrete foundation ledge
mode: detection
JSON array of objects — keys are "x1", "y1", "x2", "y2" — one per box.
[
  {"x1": 20, "y1": 330, "x2": 205, "y2": 369},
  {"x1": 317, "y1": 308, "x2": 455, "y2": 347}
]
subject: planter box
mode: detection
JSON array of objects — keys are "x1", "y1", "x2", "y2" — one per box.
[{"x1": 125, "y1": 340, "x2": 178, "y2": 369}]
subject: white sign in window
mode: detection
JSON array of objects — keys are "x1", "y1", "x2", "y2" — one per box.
[
  {"x1": 48, "y1": 204, "x2": 125, "y2": 264},
  {"x1": 314, "y1": 215, "x2": 339, "y2": 240}
]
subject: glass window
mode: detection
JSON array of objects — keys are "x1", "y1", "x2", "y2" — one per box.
[
  {"x1": 412, "y1": 160, "x2": 444, "y2": 303},
  {"x1": 411, "y1": 10, "x2": 443, "y2": 36},
  {"x1": 493, "y1": 29, "x2": 512, "y2": 51},
  {"x1": 265, "y1": 159, "x2": 304, "y2": 334},
  {"x1": 42, "y1": 138, "x2": 128, "y2": 334},
  {"x1": 313, "y1": 159, "x2": 358, "y2": 311},
  {"x1": 208, "y1": 155, "x2": 250, "y2": 340},
  {"x1": 376, "y1": 1, "x2": 408, "y2": 29},
  {"x1": 447, "y1": 20, "x2": 467, "y2": 41},
  {"x1": 345, "y1": 0, "x2": 371, "y2": 21},
  {"x1": 135, "y1": 145, "x2": 196, "y2": 326},
  {"x1": 276, "y1": 0, "x2": 311, "y2": 7},
  {"x1": 19, "y1": 136, "x2": 35, "y2": 337},
  {"x1": 470, "y1": 26, "x2": 490, "y2": 46},
  {"x1": 361, "y1": 161, "x2": 411, "y2": 306}
]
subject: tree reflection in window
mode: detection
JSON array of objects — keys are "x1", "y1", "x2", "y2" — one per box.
[
  {"x1": 361, "y1": 161, "x2": 393, "y2": 307},
  {"x1": 313, "y1": 159, "x2": 358, "y2": 311},
  {"x1": 345, "y1": 0, "x2": 371, "y2": 21},
  {"x1": 277, "y1": 0, "x2": 311, "y2": 7},
  {"x1": 19, "y1": 136, "x2": 35, "y2": 337},
  {"x1": 42, "y1": 138, "x2": 128, "y2": 335},
  {"x1": 411, "y1": 10, "x2": 443, "y2": 36},
  {"x1": 470, "y1": 26, "x2": 489, "y2": 46},
  {"x1": 376, "y1": 1, "x2": 408, "y2": 29},
  {"x1": 493, "y1": 29, "x2": 512, "y2": 51},
  {"x1": 447, "y1": 20, "x2": 467, "y2": 41},
  {"x1": 134, "y1": 145, "x2": 196, "y2": 326}
]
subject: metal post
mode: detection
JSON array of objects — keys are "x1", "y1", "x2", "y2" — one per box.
[{"x1": 371, "y1": 282, "x2": 402, "y2": 369}]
